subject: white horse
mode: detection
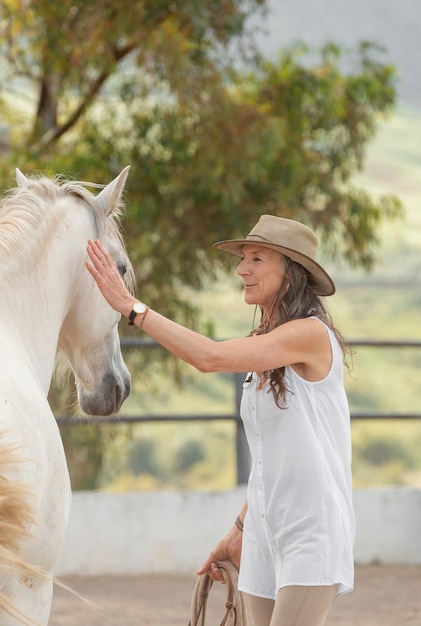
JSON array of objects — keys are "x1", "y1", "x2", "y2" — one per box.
[{"x1": 0, "y1": 166, "x2": 134, "y2": 624}]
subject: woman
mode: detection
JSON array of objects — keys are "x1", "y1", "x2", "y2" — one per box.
[{"x1": 86, "y1": 214, "x2": 355, "y2": 626}]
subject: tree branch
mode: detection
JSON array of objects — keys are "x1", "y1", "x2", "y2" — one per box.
[{"x1": 36, "y1": 43, "x2": 137, "y2": 148}]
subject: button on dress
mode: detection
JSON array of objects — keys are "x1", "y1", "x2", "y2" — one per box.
[{"x1": 238, "y1": 320, "x2": 355, "y2": 599}]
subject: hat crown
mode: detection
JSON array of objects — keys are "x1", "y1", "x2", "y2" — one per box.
[{"x1": 246, "y1": 215, "x2": 318, "y2": 260}]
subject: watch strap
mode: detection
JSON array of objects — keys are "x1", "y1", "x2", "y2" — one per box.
[{"x1": 128, "y1": 309, "x2": 138, "y2": 325}]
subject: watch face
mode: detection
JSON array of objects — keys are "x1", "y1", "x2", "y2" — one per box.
[{"x1": 134, "y1": 302, "x2": 146, "y2": 314}]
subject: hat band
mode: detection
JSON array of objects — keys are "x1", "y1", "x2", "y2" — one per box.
[{"x1": 246, "y1": 234, "x2": 272, "y2": 243}]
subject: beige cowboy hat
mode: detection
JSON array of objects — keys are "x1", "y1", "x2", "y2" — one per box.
[{"x1": 213, "y1": 214, "x2": 335, "y2": 296}]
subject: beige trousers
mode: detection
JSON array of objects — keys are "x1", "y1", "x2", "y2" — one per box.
[{"x1": 245, "y1": 584, "x2": 338, "y2": 626}]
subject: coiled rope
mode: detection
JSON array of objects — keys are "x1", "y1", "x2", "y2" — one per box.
[{"x1": 188, "y1": 560, "x2": 252, "y2": 626}]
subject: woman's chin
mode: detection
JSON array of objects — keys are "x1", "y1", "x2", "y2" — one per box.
[{"x1": 244, "y1": 295, "x2": 258, "y2": 306}]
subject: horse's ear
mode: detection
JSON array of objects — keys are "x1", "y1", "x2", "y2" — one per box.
[
  {"x1": 16, "y1": 168, "x2": 30, "y2": 188},
  {"x1": 96, "y1": 166, "x2": 131, "y2": 216}
]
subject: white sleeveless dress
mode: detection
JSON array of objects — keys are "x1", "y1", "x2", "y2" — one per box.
[{"x1": 238, "y1": 320, "x2": 355, "y2": 599}]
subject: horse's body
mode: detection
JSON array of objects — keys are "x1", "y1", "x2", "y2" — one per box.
[{"x1": 0, "y1": 167, "x2": 133, "y2": 624}]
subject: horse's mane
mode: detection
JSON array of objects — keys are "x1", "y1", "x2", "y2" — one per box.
[{"x1": 0, "y1": 174, "x2": 127, "y2": 266}]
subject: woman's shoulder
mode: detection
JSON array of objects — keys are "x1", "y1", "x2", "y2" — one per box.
[
  {"x1": 278, "y1": 315, "x2": 329, "y2": 335},
  {"x1": 282, "y1": 317, "x2": 335, "y2": 380}
]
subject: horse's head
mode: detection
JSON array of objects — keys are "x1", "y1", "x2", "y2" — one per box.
[{"x1": 16, "y1": 166, "x2": 134, "y2": 416}]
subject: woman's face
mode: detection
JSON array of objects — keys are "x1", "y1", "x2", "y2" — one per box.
[{"x1": 236, "y1": 245, "x2": 288, "y2": 314}]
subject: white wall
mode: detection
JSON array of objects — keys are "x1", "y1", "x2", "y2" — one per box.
[
  {"x1": 56, "y1": 487, "x2": 421, "y2": 576},
  {"x1": 353, "y1": 487, "x2": 421, "y2": 564}
]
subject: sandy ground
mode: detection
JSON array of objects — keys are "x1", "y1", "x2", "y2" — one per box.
[{"x1": 48, "y1": 564, "x2": 421, "y2": 625}]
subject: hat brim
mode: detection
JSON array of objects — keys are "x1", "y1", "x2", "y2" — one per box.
[{"x1": 213, "y1": 238, "x2": 335, "y2": 296}]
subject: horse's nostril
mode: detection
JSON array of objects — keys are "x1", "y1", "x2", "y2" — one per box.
[
  {"x1": 116, "y1": 376, "x2": 131, "y2": 410},
  {"x1": 115, "y1": 384, "x2": 122, "y2": 408}
]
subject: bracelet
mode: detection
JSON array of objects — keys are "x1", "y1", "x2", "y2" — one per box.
[
  {"x1": 138, "y1": 307, "x2": 150, "y2": 330},
  {"x1": 235, "y1": 516, "x2": 244, "y2": 532}
]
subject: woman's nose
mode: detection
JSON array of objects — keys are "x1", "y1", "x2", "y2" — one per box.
[{"x1": 237, "y1": 259, "x2": 248, "y2": 276}]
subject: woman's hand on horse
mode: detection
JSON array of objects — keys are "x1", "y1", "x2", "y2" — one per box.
[
  {"x1": 86, "y1": 239, "x2": 135, "y2": 316},
  {"x1": 196, "y1": 525, "x2": 243, "y2": 583}
]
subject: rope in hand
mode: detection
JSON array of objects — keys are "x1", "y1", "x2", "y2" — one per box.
[{"x1": 188, "y1": 560, "x2": 251, "y2": 626}]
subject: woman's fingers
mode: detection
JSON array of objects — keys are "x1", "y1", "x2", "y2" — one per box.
[
  {"x1": 210, "y1": 562, "x2": 225, "y2": 583},
  {"x1": 197, "y1": 555, "x2": 225, "y2": 584}
]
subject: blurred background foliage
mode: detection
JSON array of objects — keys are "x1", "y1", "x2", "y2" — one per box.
[{"x1": 1, "y1": 0, "x2": 417, "y2": 490}]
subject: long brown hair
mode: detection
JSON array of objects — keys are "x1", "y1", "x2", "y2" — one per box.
[{"x1": 248, "y1": 255, "x2": 351, "y2": 408}]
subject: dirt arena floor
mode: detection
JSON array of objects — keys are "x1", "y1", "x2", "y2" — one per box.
[{"x1": 49, "y1": 564, "x2": 421, "y2": 625}]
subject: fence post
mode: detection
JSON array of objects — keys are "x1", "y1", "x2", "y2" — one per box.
[{"x1": 234, "y1": 373, "x2": 250, "y2": 485}]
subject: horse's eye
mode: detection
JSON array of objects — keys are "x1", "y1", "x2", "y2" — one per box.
[{"x1": 117, "y1": 263, "x2": 127, "y2": 278}]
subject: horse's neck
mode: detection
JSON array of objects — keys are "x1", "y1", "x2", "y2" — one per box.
[{"x1": 0, "y1": 224, "x2": 88, "y2": 394}]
